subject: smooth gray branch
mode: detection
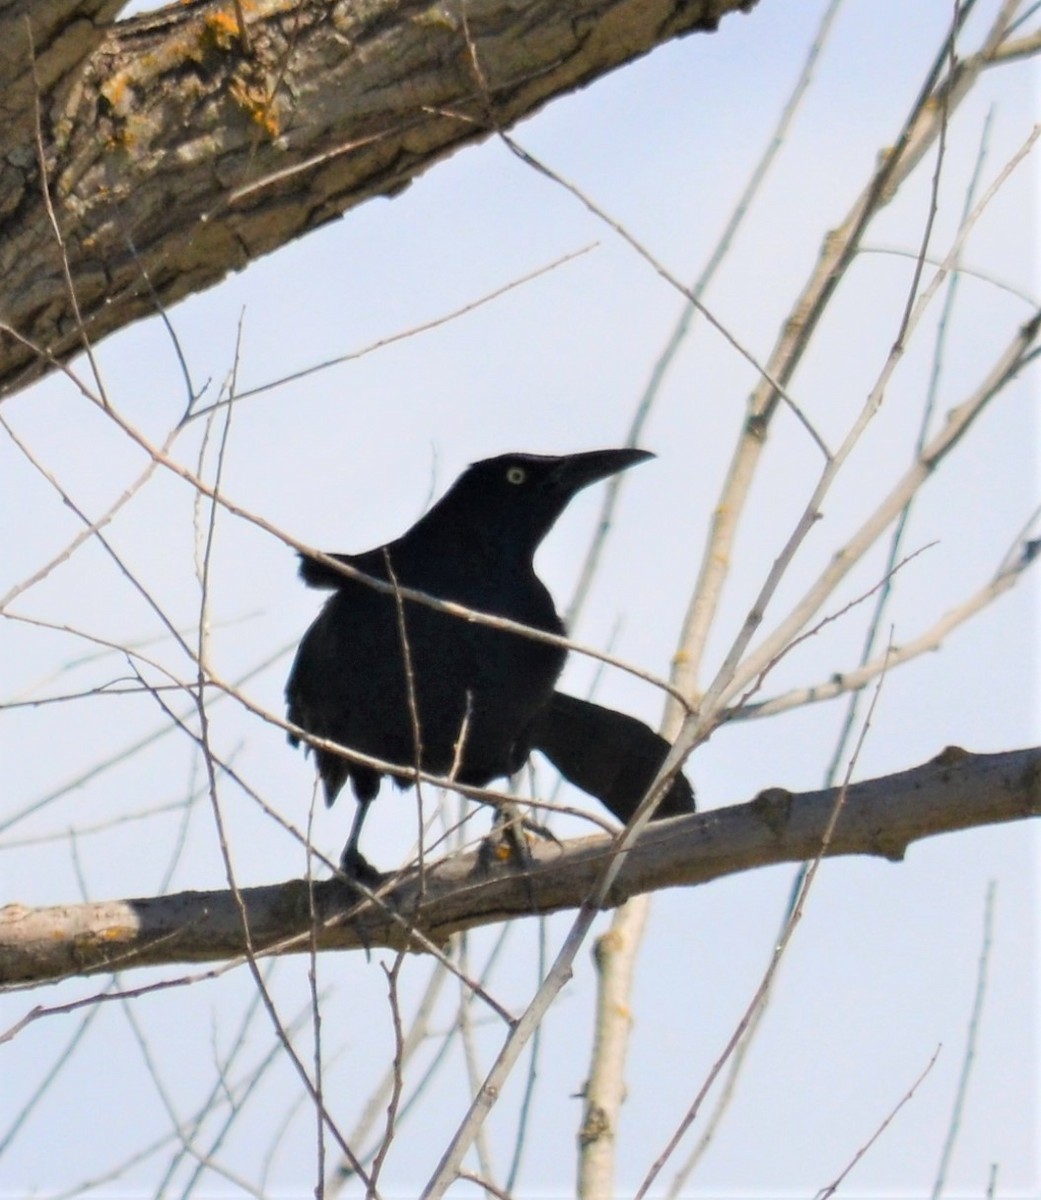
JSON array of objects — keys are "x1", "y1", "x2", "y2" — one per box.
[{"x1": 2, "y1": 746, "x2": 1038, "y2": 992}]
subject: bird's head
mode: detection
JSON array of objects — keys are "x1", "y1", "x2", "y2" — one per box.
[{"x1": 421, "y1": 448, "x2": 654, "y2": 557}]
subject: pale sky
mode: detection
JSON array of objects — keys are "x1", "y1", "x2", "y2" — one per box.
[{"x1": 2, "y1": 1, "x2": 1038, "y2": 1196}]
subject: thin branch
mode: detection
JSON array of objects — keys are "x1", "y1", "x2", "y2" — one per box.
[
  {"x1": 674, "y1": 0, "x2": 1009, "y2": 700},
  {"x1": 715, "y1": 301, "x2": 1040, "y2": 720},
  {"x1": 645, "y1": 633, "x2": 892, "y2": 1198},
  {"x1": 0, "y1": 980, "x2": 112, "y2": 1155},
  {"x1": 385, "y1": 549, "x2": 428, "y2": 893},
  {"x1": 422, "y1": 900, "x2": 601, "y2": 1198},
  {"x1": 0, "y1": 639, "x2": 284, "y2": 838},
  {"x1": 729, "y1": 515, "x2": 1039, "y2": 724},
  {"x1": 26, "y1": 18, "x2": 107, "y2": 403},
  {"x1": 164, "y1": 968, "x2": 277, "y2": 1197},
  {"x1": 565, "y1": 0, "x2": 846, "y2": 636},
  {"x1": 0, "y1": 416, "x2": 167, "y2": 611},
  {"x1": 330, "y1": 956, "x2": 451, "y2": 1194},
  {"x1": 857, "y1": 245, "x2": 1038, "y2": 306},
  {"x1": 500, "y1": 131, "x2": 832, "y2": 462},
  {"x1": 367, "y1": 953, "x2": 409, "y2": 1196},
  {"x1": 814, "y1": 1046, "x2": 942, "y2": 1200},
  {"x1": 931, "y1": 881, "x2": 997, "y2": 1199},
  {"x1": 186, "y1": 245, "x2": 597, "y2": 421},
  {"x1": 456, "y1": 932, "x2": 499, "y2": 1190},
  {"x1": 504, "y1": 907, "x2": 549, "y2": 1194},
  {"x1": 823, "y1": 100, "x2": 995, "y2": 789}
]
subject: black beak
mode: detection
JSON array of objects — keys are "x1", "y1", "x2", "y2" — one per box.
[{"x1": 546, "y1": 448, "x2": 654, "y2": 497}]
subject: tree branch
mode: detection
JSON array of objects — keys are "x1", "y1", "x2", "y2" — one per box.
[
  {"x1": 3, "y1": 746, "x2": 1038, "y2": 992},
  {"x1": 0, "y1": 0, "x2": 755, "y2": 398}
]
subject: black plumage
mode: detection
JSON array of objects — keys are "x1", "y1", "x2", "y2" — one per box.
[
  {"x1": 530, "y1": 692, "x2": 694, "y2": 824},
  {"x1": 286, "y1": 449, "x2": 693, "y2": 876}
]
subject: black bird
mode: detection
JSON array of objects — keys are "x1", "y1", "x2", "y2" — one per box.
[{"x1": 286, "y1": 449, "x2": 694, "y2": 877}]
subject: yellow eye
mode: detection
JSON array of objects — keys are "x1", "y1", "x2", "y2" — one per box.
[{"x1": 506, "y1": 466, "x2": 527, "y2": 485}]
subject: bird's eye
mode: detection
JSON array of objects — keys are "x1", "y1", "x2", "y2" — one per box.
[{"x1": 505, "y1": 466, "x2": 527, "y2": 485}]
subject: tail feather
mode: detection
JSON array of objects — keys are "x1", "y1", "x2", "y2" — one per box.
[
  {"x1": 298, "y1": 551, "x2": 356, "y2": 589},
  {"x1": 530, "y1": 691, "x2": 694, "y2": 825}
]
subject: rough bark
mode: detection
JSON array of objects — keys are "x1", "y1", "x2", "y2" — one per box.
[
  {"x1": 2, "y1": 746, "x2": 1037, "y2": 991},
  {"x1": 0, "y1": 0, "x2": 756, "y2": 398}
]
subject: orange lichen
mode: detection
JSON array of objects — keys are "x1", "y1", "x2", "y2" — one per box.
[
  {"x1": 98, "y1": 925, "x2": 135, "y2": 942},
  {"x1": 100, "y1": 72, "x2": 132, "y2": 115},
  {"x1": 228, "y1": 77, "x2": 280, "y2": 137},
  {"x1": 203, "y1": 7, "x2": 242, "y2": 51}
]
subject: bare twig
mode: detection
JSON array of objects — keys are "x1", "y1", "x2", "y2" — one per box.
[
  {"x1": 931, "y1": 881, "x2": 997, "y2": 1198},
  {"x1": 815, "y1": 1046, "x2": 942, "y2": 1199},
  {"x1": 500, "y1": 131, "x2": 831, "y2": 462},
  {"x1": 566, "y1": 0, "x2": 846, "y2": 634},
  {"x1": 422, "y1": 900, "x2": 602, "y2": 1198},
  {"x1": 823, "y1": 102, "x2": 996, "y2": 787},
  {"x1": 643, "y1": 636, "x2": 894, "y2": 1199},
  {"x1": 456, "y1": 932, "x2": 499, "y2": 1189},
  {"x1": 711, "y1": 299, "x2": 1040, "y2": 725},
  {"x1": 186, "y1": 246, "x2": 598, "y2": 422},
  {"x1": 329, "y1": 956, "x2": 451, "y2": 1194},
  {"x1": 26, "y1": 18, "x2": 106, "y2": 403},
  {"x1": 674, "y1": 0, "x2": 1011, "y2": 701},
  {"x1": 504, "y1": 906, "x2": 549, "y2": 1194},
  {"x1": 368, "y1": 953, "x2": 409, "y2": 1196},
  {"x1": 385, "y1": 549, "x2": 428, "y2": 893},
  {"x1": 0, "y1": 418, "x2": 167, "y2": 610},
  {"x1": 725, "y1": 548, "x2": 1040, "y2": 722}
]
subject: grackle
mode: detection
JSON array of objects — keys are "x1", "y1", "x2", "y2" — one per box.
[{"x1": 286, "y1": 450, "x2": 694, "y2": 878}]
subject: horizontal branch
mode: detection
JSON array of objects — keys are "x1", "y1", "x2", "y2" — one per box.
[
  {"x1": 2, "y1": 746, "x2": 1038, "y2": 992},
  {"x1": 0, "y1": 0, "x2": 754, "y2": 397}
]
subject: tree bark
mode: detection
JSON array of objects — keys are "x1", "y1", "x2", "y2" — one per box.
[
  {"x1": 2, "y1": 746, "x2": 1037, "y2": 991},
  {"x1": 0, "y1": 0, "x2": 756, "y2": 398}
]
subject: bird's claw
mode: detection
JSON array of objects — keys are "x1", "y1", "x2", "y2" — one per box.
[
  {"x1": 338, "y1": 845, "x2": 385, "y2": 890},
  {"x1": 477, "y1": 801, "x2": 557, "y2": 872}
]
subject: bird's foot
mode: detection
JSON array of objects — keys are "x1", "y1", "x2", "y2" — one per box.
[
  {"x1": 478, "y1": 802, "x2": 558, "y2": 873},
  {"x1": 337, "y1": 845, "x2": 385, "y2": 890},
  {"x1": 517, "y1": 812, "x2": 560, "y2": 846}
]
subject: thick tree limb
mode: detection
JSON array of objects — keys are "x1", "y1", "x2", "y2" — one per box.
[
  {"x1": 0, "y1": 0, "x2": 755, "y2": 398},
  {"x1": 2, "y1": 746, "x2": 1038, "y2": 990}
]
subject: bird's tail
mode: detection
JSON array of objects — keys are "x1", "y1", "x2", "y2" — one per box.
[{"x1": 529, "y1": 691, "x2": 694, "y2": 824}]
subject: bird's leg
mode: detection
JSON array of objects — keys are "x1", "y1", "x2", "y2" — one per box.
[{"x1": 338, "y1": 796, "x2": 383, "y2": 887}]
